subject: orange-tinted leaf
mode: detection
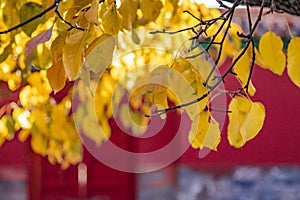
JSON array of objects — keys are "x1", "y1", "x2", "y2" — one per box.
[
  {"x1": 47, "y1": 59, "x2": 66, "y2": 92},
  {"x1": 84, "y1": 0, "x2": 100, "y2": 24}
]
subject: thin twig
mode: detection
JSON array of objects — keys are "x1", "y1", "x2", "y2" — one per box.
[
  {"x1": 202, "y1": 6, "x2": 236, "y2": 86},
  {"x1": 0, "y1": 0, "x2": 61, "y2": 34},
  {"x1": 54, "y1": 6, "x2": 85, "y2": 31},
  {"x1": 185, "y1": 3, "x2": 238, "y2": 61},
  {"x1": 205, "y1": 107, "x2": 232, "y2": 113},
  {"x1": 147, "y1": 0, "x2": 266, "y2": 117},
  {"x1": 244, "y1": 4, "x2": 256, "y2": 93},
  {"x1": 0, "y1": 0, "x2": 85, "y2": 34}
]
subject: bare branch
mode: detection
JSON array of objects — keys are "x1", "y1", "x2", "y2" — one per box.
[
  {"x1": 223, "y1": 0, "x2": 300, "y2": 16},
  {"x1": 147, "y1": 0, "x2": 267, "y2": 117}
]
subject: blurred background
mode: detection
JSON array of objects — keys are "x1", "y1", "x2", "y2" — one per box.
[
  {"x1": 1, "y1": 56, "x2": 300, "y2": 199},
  {"x1": 1, "y1": 2, "x2": 300, "y2": 200}
]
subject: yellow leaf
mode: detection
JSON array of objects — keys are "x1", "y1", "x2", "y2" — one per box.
[
  {"x1": 153, "y1": 91, "x2": 168, "y2": 119},
  {"x1": 189, "y1": 111, "x2": 220, "y2": 150},
  {"x1": 82, "y1": 116, "x2": 103, "y2": 145},
  {"x1": 85, "y1": 34, "x2": 115, "y2": 73},
  {"x1": 13, "y1": 108, "x2": 32, "y2": 130},
  {"x1": 188, "y1": 111, "x2": 209, "y2": 148},
  {"x1": 0, "y1": 137, "x2": 5, "y2": 147},
  {"x1": 0, "y1": 116, "x2": 14, "y2": 140},
  {"x1": 257, "y1": 31, "x2": 286, "y2": 75},
  {"x1": 228, "y1": 97, "x2": 265, "y2": 148},
  {"x1": 47, "y1": 59, "x2": 66, "y2": 92},
  {"x1": 84, "y1": 0, "x2": 100, "y2": 24},
  {"x1": 166, "y1": 89, "x2": 180, "y2": 106},
  {"x1": 203, "y1": 117, "x2": 220, "y2": 151},
  {"x1": 139, "y1": 0, "x2": 163, "y2": 24},
  {"x1": 119, "y1": 0, "x2": 138, "y2": 30},
  {"x1": 119, "y1": 105, "x2": 131, "y2": 130},
  {"x1": 31, "y1": 134, "x2": 48, "y2": 156},
  {"x1": 102, "y1": 4, "x2": 123, "y2": 35},
  {"x1": 287, "y1": 37, "x2": 300, "y2": 88},
  {"x1": 18, "y1": 129, "x2": 30, "y2": 142},
  {"x1": 62, "y1": 30, "x2": 86, "y2": 80},
  {"x1": 168, "y1": 0, "x2": 179, "y2": 15},
  {"x1": 99, "y1": 119, "x2": 111, "y2": 139},
  {"x1": 48, "y1": 140, "x2": 63, "y2": 164},
  {"x1": 31, "y1": 109, "x2": 48, "y2": 133},
  {"x1": 64, "y1": 141, "x2": 82, "y2": 165},
  {"x1": 172, "y1": 57, "x2": 192, "y2": 73},
  {"x1": 234, "y1": 45, "x2": 256, "y2": 96},
  {"x1": 50, "y1": 33, "x2": 66, "y2": 61},
  {"x1": 240, "y1": 102, "x2": 265, "y2": 141},
  {"x1": 198, "y1": 3, "x2": 210, "y2": 18},
  {"x1": 153, "y1": 91, "x2": 168, "y2": 109},
  {"x1": 147, "y1": 65, "x2": 172, "y2": 93},
  {"x1": 228, "y1": 97, "x2": 251, "y2": 148}
]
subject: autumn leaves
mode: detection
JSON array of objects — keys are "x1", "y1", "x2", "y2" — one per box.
[{"x1": 1, "y1": 0, "x2": 300, "y2": 167}]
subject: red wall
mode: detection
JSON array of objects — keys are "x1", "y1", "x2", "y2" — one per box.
[
  {"x1": 180, "y1": 60, "x2": 300, "y2": 166},
  {"x1": 0, "y1": 60, "x2": 300, "y2": 199}
]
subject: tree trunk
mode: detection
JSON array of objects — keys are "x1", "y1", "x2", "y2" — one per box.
[{"x1": 223, "y1": 0, "x2": 300, "y2": 16}]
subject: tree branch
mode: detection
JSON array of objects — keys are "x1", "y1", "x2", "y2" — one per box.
[
  {"x1": 0, "y1": 0, "x2": 61, "y2": 34},
  {"x1": 0, "y1": 0, "x2": 85, "y2": 35},
  {"x1": 223, "y1": 0, "x2": 300, "y2": 16},
  {"x1": 147, "y1": 0, "x2": 267, "y2": 117}
]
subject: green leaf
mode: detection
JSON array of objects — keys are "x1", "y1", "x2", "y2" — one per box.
[
  {"x1": 19, "y1": 2, "x2": 43, "y2": 36},
  {"x1": 2, "y1": 2, "x2": 20, "y2": 29},
  {"x1": 3, "y1": 115, "x2": 15, "y2": 139},
  {"x1": 0, "y1": 44, "x2": 12, "y2": 63}
]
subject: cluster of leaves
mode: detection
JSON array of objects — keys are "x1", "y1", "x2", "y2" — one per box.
[
  {"x1": 0, "y1": 0, "x2": 299, "y2": 167},
  {"x1": 151, "y1": 0, "x2": 300, "y2": 149},
  {"x1": 0, "y1": 0, "x2": 202, "y2": 166}
]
